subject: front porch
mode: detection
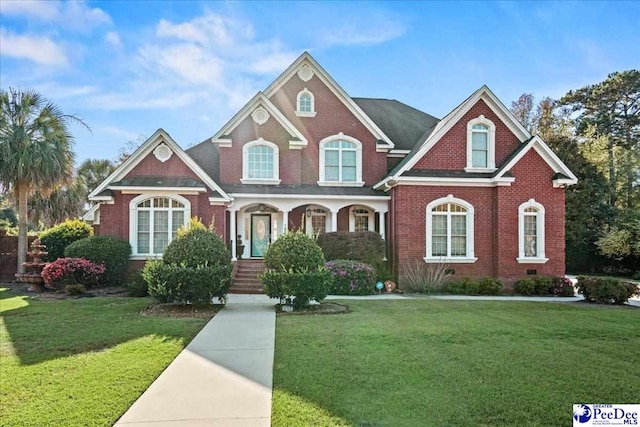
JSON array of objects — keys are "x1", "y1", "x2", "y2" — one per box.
[{"x1": 227, "y1": 194, "x2": 389, "y2": 261}]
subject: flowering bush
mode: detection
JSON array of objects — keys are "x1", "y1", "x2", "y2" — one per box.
[
  {"x1": 550, "y1": 276, "x2": 575, "y2": 297},
  {"x1": 325, "y1": 259, "x2": 376, "y2": 295},
  {"x1": 42, "y1": 257, "x2": 106, "y2": 289},
  {"x1": 576, "y1": 276, "x2": 639, "y2": 305}
]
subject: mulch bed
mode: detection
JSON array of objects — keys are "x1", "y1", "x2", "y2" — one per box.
[
  {"x1": 0, "y1": 282, "x2": 128, "y2": 299},
  {"x1": 276, "y1": 302, "x2": 350, "y2": 316},
  {"x1": 141, "y1": 303, "x2": 224, "y2": 319}
]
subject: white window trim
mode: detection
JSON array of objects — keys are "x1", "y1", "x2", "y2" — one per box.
[
  {"x1": 465, "y1": 115, "x2": 497, "y2": 173},
  {"x1": 295, "y1": 88, "x2": 317, "y2": 117},
  {"x1": 305, "y1": 206, "x2": 329, "y2": 237},
  {"x1": 318, "y1": 133, "x2": 364, "y2": 187},
  {"x1": 241, "y1": 138, "x2": 281, "y2": 185},
  {"x1": 424, "y1": 195, "x2": 477, "y2": 263},
  {"x1": 349, "y1": 206, "x2": 374, "y2": 232},
  {"x1": 517, "y1": 199, "x2": 548, "y2": 264},
  {"x1": 129, "y1": 194, "x2": 191, "y2": 259}
]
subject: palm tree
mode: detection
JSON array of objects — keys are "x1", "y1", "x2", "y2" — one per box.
[
  {"x1": 0, "y1": 88, "x2": 88, "y2": 274},
  {"x1": 77, "y1": 159, "x2": 115, "y2": 204}
]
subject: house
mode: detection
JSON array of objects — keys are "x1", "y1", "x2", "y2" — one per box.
[{"x1": 84, "y1": 52, "x2": 577, "y2": 286}]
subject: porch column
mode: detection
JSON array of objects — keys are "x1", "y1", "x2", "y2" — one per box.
[
  {"x1": 230, "y1": 209, "x2": 237, "y2": 261},
  {"x1": 331, "y1": 210, "x2": 338, "y2": 232},
  {"x1": 282, "y1": 210, "x2": 289, "y2": 233},
  {"x1": 378, "y1": 211, "x2": 386, "y2": 240}
]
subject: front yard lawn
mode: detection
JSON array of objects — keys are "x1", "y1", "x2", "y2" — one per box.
[
  {"x1": 0, "y1": 289, "x2": 208, "y2": 426},
  {"x1": 273, "y1": 300, "x2": 640, "y2": 427}
]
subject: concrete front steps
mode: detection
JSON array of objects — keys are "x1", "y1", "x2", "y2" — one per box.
[{"x1": 229, "y1": 259, "x2": 266, "y2": 294}]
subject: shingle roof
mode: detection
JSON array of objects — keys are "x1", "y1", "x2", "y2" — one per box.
[
  {"x1": 221, "y1": 184, "x2": 386, "y2": 197},
  {"x1": 186, "y1": 140, "x2": 220, "y2": 182},
  {"x1": 353, "y1": 98, "x2": 440, "y2": 151},
  {"x1": 110, "y1": 177, "x2": 205, "y2": 188}
]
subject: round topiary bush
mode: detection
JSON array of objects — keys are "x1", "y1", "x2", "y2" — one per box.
[
  {"x1": 264, "y1": 231, "x2": 325, "y2": 272},
  {"x1": 163, "y1": 228, "x2": 231, "y2": 268},
  {"x1": 39, "y1": 219, "x2": 93, "y2": 262},
  {"x1": 143, "y1": 227, "x2": 232, "y2": 304},
  {"x1": 64, "y1": 236, "x2": 131, "y2": 285},
  {"x1": 261, "y1": 231, "x2": 331, "y2": 309}
]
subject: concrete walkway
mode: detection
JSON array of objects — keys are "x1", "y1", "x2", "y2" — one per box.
[{"x1": 115, "y1": 294, "x2": 275, "y2": 427}]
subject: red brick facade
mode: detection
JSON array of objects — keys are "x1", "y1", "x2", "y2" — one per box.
[{"x1": 92, "y1": 54, "x2": 572, "y2": 288}]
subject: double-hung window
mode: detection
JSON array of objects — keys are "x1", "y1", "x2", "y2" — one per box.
[
  {"x1": 466, "y1": 116, "x2": 496, "y2": 172},
  {"x1": 318, "y1": 135, "x2": 363, "y2": 186},
  {"x1": 242, "y1": 139, "x2": 280, "y2": 184},
  {"x1": 425, "y1": 196, "x2": 476, "y2": 263},
  {"x1": 517, "y1": 199, "x2": 547, "y2": 263}
]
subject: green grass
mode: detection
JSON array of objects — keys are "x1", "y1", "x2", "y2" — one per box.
[
  {"x1": 273, "y1": 300, "x2": 640, "y2": 427},
  {"x1": 0, "y1": 289, "x2": 207, "y2": 426}
]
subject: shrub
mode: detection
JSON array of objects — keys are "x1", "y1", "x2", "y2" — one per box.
[
  {"x1": 633, "y1": 271, "x2": 640, "y2": 281},
  {"x1": 126, "y1": 272, "x2": 148, "y2": 297},
  {"x1": 401, "y1": 261, "x2": 450, "y2": 293},
  {"x1": 143, "y1": 261, "x2": 232, "y2": 304},
  {"x1": 264, "y1": 231, "x2": 325, "y2": 272},
  {"x1": 65, "y1": 236, "x2": 131, "y2": 285},
  {"x1": 261, "y1": 231, "x2": 329, "y2": 309},
  {"x1": 550, "y1": 276, "x2": 575, "y2": 297},
  {"x1": 42, "y1": 257, "x2": 106, "y2": 289},
  {"x1": 142, "y1": 226, "x2": 233, "y2": 304},
  {"x1": 317, "y1": 231, "x2": 385, "y2": 267},
  {"x1": 163, "y1": 227, "x2": 231, "y2": 268},
  {"x1": 260, "y1": 268, "x2": 332, "y2": 309},
  {"x1": 40, "y1": 219, "x2": 93, "y2": 262},
  {"x1": 445, "y1": 278, "x2": 502, "y2": 295},
  {"x1": 576, "y1": 276, "x2": 639, "y2": 305},
  {"x1": 325, "y1": 260, "x2": 376, "y2": 295},
  {"x1": 477, "y1": 278, "x2": 503, "y2": 295},
  {"x1": 65, "y1": 284, "x2": 86, "y2": 296},
  {"x1": 515, "y1": 276, "x2": 555, "y2": 295}
]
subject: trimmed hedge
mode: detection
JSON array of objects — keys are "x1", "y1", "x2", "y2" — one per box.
[
  {"x1": 514, "y1": 276, "x2": 574, "y2": 296},
  {"x1": 143, "y1": 261, "x2": 231, "y2": 304},
  {"x1": 142, "y1": 226, "x2": 232, "y2": 304},
  {"x1": 576, "y1": 276, "x2": 639, "y2": 305},
  {"x1": 40, "y1": 219, "x2": 93, "y2": 262},
  {"x1": 445, "y1": 277, "x2": 503, "y2": 295},
  {"x1": 260, "y1": 268, "x2": 332, "y2": 309},
  {"x1": 65, "y1": 236, "x2": 131, "y2": 285},
  {"x1": 325, "y1": 259, "x2": 376, "y2": 295},
  {"x1": 316, "y1": 231, "x2": 385, "y2": 267}
]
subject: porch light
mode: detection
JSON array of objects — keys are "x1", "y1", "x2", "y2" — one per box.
[
  {"x1": 259, "y1": 203, "x2": 265, "y2": 212},
  {"x1": 306, "y1": 207, "x2": 312, "y2": 217}
]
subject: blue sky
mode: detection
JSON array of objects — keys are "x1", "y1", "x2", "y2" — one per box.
[{"x1": 2, "y1": 0, "x2": 639, "y2": 166}]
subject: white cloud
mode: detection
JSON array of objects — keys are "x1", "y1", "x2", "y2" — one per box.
[
  {"x1": 0, "y1": 28, "x2": 68, "y2": 66},
  {"x1": 320, "y1": 21, "x2": 405, "y2": 46},
  {"x1": 0, "y1": 0, "x2": 111, "y2": 31},
  {"x1": 105, "y1": 31, "x2": 122, "y2": 48}
]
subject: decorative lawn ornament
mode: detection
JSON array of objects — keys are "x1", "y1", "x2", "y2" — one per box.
[
  {"x1": 376, "y1": 281, "x2": 384, "y2": 294},
  {"x1": 385, "y1": 280, "x2": 396, "y2": 293}
]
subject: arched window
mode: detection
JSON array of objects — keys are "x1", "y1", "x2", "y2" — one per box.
[
  {"x1": 242, "y1": 139, "x2": 280, "y2": 184},
  {"x1": 296, "y1": 88, "x2": 316, "y2": 117},
  {"x1": 349, "y1": 206, "x2": 374, "y2": 232},
  {"x1": 517, "y1": 199, "x2": 548, "y2": 263},
  {"x1": 425, "y1": 196, "x2": 476, "y2": 263},
  {"x1": 318, "y1": 134, "x2": 363, "y2": 186},
  {"x1": 129, "y1": 195, "x2": 190, "y2": 257},
  {"x1": 466, "y1": 116, "x2": 496, "y2": 171}
]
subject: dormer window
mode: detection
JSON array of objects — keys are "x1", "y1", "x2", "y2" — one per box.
[
  {"x1": 296, "y1": 88, "x2": 316, "y2": 117},
  {"x1": 466, "y1": 115, "x2": 496, "y2": 172}
]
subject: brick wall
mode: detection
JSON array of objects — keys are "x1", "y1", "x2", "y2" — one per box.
[
  {"x1": 125, "y1": 149, "x2": 202, "y2": 180},
  {"x1": 392, "y1": 147, "x2": 566, "y2": 287},
  {"x1": 413, "y1": 99, "x2": 521, "y2": 170}
]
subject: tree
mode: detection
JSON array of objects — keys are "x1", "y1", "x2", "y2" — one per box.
[
  {"x1": 76, "y1": 158, "x2": 115, "y2": 205},
  {"x1": 560, "y1": 70, "x2": 640, "y2": 208},
  {"x1": 0, "y1": 88, "x2": 88, "y2": 273}
]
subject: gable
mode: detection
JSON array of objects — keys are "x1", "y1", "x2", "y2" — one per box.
[
  {"x1": 88, "y1": 129, "x2": 230, "y2": 201},
  {"x1": 412, "y1": 99, "x2": 521, "y2": 170},
  {"x1": 263, "y1": 52, "x2": 393, "y2": 149}
]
